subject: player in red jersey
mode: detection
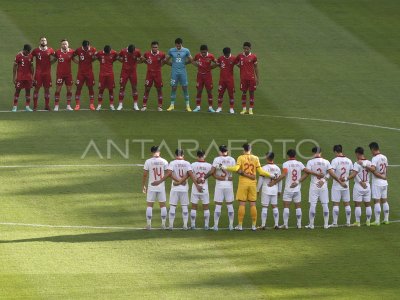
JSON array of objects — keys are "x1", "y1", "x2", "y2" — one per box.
[
  {"x1": 234, "y1": 42, "x2": 258, "y2": 115},
  {"x1": 12, "y1": 44, "x2": 34, "y2": 112},
  {"x1": 95, "y1": 45, "x2": 118, "y2": 111},
  {"x1": 216, "y1": 47, "x2": 236, "y2": 114},
  {"x1": 53, "y1": 39, "x2": 77, "y2": 111},
  {"x1": 192, "y1": 45, "x2": 217, "y2": 112},
  {"x1": 73, "y1": 40, "x2": 97, "y2": 111},
  {"x1": 117, "y1": 44, "x2": 141, "y2": 111},
  {"x1": 141, "y1": 41, "x2": 166, "y2": 111},
  {"x1": 31, "y1": 37, "x2": 55, "y2": 111}
]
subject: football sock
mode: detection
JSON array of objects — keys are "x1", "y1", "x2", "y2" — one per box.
[
  {"x1": 229, "y1": 98, "x2": 234, "y2": 108},
  {"x1": 55, "y1": 91, "x2": 60, "y2": 104},
  {"x1": 89, "y1": 87, "x2": 94, "y2": 104},
  {"x1": 182, "y1": 205, "x2": 189, "y2": 228},
  {"x1": 214, "y1": 204, "x2": 222, "y2": 227},
  {"x1": 119, "y1": 87, "x2": 125, "y2": 102},
  {"x1": 170, "y1": 89, "x2": 176, "y2": 104},
  {"x1": 355, "y1": 207, "x2": 361, "y2": 222},
  {"x1": 204, "y1": 209, "x2": 210, "y2": 228},
  {"x1": 143, "y1": 90, "x2": 149, "y2": 106},
  {"x1": 160, "y1": 207, "x2": 167, "y2": 225},
  {"x1": 146, "y1": 207, "x2": 152, "y2": 226},
  {"x1": 98, "y1": 89, "x2": 104, "y2": 104},
  {"x1": 33, "y1": 92, "x2": 39, "y2": 108},
  {"x1": 75, "y1": 88, "x2": 81, "y2": 105},
  {"x1": 382, "y1": 202, "x2": 389, "y2": 222},
  {"x1": 217, "y1": 98, "x2": 223, "y2": 108},
  {"x1": 66, "y1": 91, "x2": 72, "y2": 105},
  {"x1": 14, "y1": 90, "x2": 20, "y2": 105},
  {"x1": 169, "y1": 205, "x2": 176, "y2": 228},
  {"x1": 250, "y1": 205, "x2": 257, "y2": 226},
  {"x1": 273, "y1": 207, "x2": 279, "y2": 226},
  {"x1": 249, "y1": 97, "x2": 254, "y2": 108},
  {"x1": 157, "y1": 90, "x2": 163, "y2": 106},
  {"x1": 241, "y1": 94, "x2": 246, "y2": 108},
  {"x1": 374, "y1": 203, "x2": 380, "y2": 222},
  {"x1": 190, "y1": 209, "x2": 197, "y2": 227},
  {"x1": 196, "y1": 97, "x2": 201, "y2": 107},
  {"x1": 227, "y1": 204, "x2": 234, "y2": 227},
  {"x1": 261, "y1": 207, "x2": 268, "y2": 227},
  {"x1": 44, "y1": 88, "x2": 50, "y2": 107},
  {"x1": 366, "y1": 206, "x2": 372, "y2": 221},
  {"x1": 283, "y1": 207, "x2": 289, "y2": 226},
  {"x1": 25, "y1": 89, "x2": 31, "y2": 105},
  {"x1": 333, "y1": 206, "x2": 339, "y2": 224},
  {"x1": 238, "y1": 205, "x2": 245, "y2": 226},
  {"x1": 322, "y1": 204, "x2": 329, "y2": 227},
  {"x1": 296, "y1": 208, "x2": 302, "y2": 227},
  {"x1": 309, "y1": 203, "x2": 316, "y2": 226},
  {"x1": 345, "y1": 205, "x2": 351, "y2": 224},
  {"x1": 183, "y1": 89, "x2": 189, "y2": 105},
  {"x1": 109, "y1": 90, "x2": 114, "y2": 105},
  {"x1": 133, "y1": 92, "x2": 138, "y2": 104}
]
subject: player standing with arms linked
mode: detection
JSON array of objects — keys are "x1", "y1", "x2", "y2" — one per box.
[{"x1": 216, "y1": 47, "x2": 236, "y2": 114}]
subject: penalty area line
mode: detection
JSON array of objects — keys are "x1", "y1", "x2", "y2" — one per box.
[{"x1": 0, "y1": 163, "x2": 144, "y2": 169}]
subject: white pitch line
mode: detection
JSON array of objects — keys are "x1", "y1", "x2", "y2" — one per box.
[{"x1": 0, "y1": 163, "x2": 144, "y2": 169}]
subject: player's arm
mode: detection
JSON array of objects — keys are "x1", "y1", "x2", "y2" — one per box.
[
  {"x1": 257, "y1": 166, "x2": 272, "y2": 178},
  {"x1": 151, "y1": 170, "x2": 172, "y2": 186},
  {"x1": 12, "y1": 62, "x2": 17, "y2": 83},
  {"x1": 291, "y1": 172, "x2": 308, "y2": 188},
  {"x1": 188, "y1": 170, "x2": 203, "y2": 192},
  {"x1": 142, "y1": 170, "x2": 148, "y2": 193},
  {"x1": 303, "y1": 167, "x2": 324, "y2": 179},
  {"x1": 185, "y1": 55, "x2": 193, "y2": 65},
  {"x1": 268, "y1": 168, "x2": 287, "y2": 187},
  {"x1": 164, "y1": 55, "x2": 172, "y2": 66},
  {"x1": 327, "y1": 169, "x2": 347, "y2": 188},
  {"x1": 50, "y1": 54, "x2": 57, "y2": 64},
  {"x1": 256, "y1": 175, "x2": 263, "y2": 192},
  {"x1": 191, "y1": 57, "x2": 198, "y2": 67}
]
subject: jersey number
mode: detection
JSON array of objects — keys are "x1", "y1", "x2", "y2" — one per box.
[
  {"x1": 243, "y1": 163, "x2": 255, "y2": 174},
  {"x1": 152, "y1": 167, "x2": 163, "y2": 181},
  {"x1": 291, "y1": 169, "x2": 298, "y2": 181}
]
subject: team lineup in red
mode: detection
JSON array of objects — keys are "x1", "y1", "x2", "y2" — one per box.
[{"x1": 12, "y1": 37, "x2": 259, "y2": 114}]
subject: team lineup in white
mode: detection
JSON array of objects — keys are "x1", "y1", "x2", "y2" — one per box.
[{"x1": 142, "y1": 142, "x2": 389, "y2": 231}]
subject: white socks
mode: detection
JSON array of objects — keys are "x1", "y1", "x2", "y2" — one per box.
[
  {"x1": 355, "y1": 206, "x2": 361, "y2": 222},
  {"x1": 366, "y1": 206, "x2": 372, "y2": 221},
  {"x1": 204, "y1": 210, "x2": 210, "y2": 228},
  {"x1": 146, "y1": 207, "x2": 152, "y2": 226},
  {"x1": 182, "y1": 206, "x2": 189, "y2": 228},
  {"x1": 169, "y1": 206, "x2": 176, "y2": 228},
  {"x1": 283, "y1": 208, "x2": 289, "y2": 226},
  {"x1": 309, "y1": 203, "x2": 316, "y2": 226},
  {"x1": 161, "y1": 207, "x2": 167, "y2": 226},
  {"x1": 191, "y1": 209, "x2": 197, "y2": 228},
  {"x1": 332, "y1": 206, "x2": 339, "y2": 225},
  {"x1": 261, "y1": 207, "x2": 268, "y2": 227},
  {"x1": 273, "y1": 207, "x2": 279, "y2": 227},
  {"x1": 227, "y1": 204, "x2": 234, "y2": 227},
  {"x1": 214, "y1": 205, "x2": 222, "y2": 228},
  {"x1": 322, "y1": 204, "x2": 329, "y2": 227},
  {"x1": 382, "y1": 202, "x2": 389, "y2": 222},
  {"x1": 345, "y1": 205, "x2": 351, "y2": 224},
  {"x1": 296, "y1": 208, "x2": 302, "y2": 227},
  {"x1": 374, "y1": 203, "x2": 380, "y2": 222}
]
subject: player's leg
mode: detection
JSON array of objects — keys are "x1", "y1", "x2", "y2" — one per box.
[
  {"x1": 118, "y1": 74, "x2": 127, "y2": 110},
  {"x1": 54, "y1": 82, "x2": 63, "y2": 111},
  {"x1": 381, "y1": 187, "x2": 389, "y2": 224},
  {"x1": 43, "y1": 73, "x2": 52, "y2": 110},
  {"x1": 12, "y1": 84, "x2": 21, "y2": 111},
  {"x1": 206, "y1": 86, "x2": 214, "y2": 113},
  {"x1": 155, "y1": 72, "x2": 163, "y2": 111},
  {"x1": 33, "y1": 81, "x2": 40, "y2": 111},
  {"x1": 271, "y1": 197, "x2": 279, "y2": 229},
  {"x1": 87, "y1": 73, "x2": 96, "y2": 110},
  {"x1": 24, "y1": 86, "x2": 32, "y2": 111},
  {"x1": 321, "y1": 189, "x2": 330, "y2": 229},
  {"x1": 342, "y1": 189, "x2": 352, "y2": 226},
  {"x1": 213, "y1": 194, "x2": 223, "y2": 231},
  {"x1": 158, "y1": 191, "x2": 168, "y2": 229},
  {"x1": 202, "y1": 193, "x2": 210, "y2": 230},
  {"x1": 168, "y1": 74, "x2": 178, "y2": 111},
  {"x1": 365, "y1": 200, "x2": 372, "y2": 225},
  {"x1": 306, "y1": 189, "x2": 318, "y2": 229},
  {"x1": 240, "y1": 80, "x2": 248, "y2": 114},
  {"x1": 249, "y1": 201, "x2": 258, "y2": 231},
  {"x1": 109, "y1": 88, "x2": 115, "y2": 110},
  {"x1": 97, "y1": 84, "x2": 105, "y2": 111},
  {"x1": 132, "y1": 83, "x2": 139, "y2": 111},
  {"x1": 142, "y1": 76, "x2": 152, "y2": 111},
  {"x1": 74, "y1": 75, "x2": 83, "y2": 110},
  {"x1": 330, "y1": 188, "x2": 340, "y2": 227},
  {"x1": 295, "y1": 197, "x2": 302, "y2": 229},
  {"x1": 181, "y1": 192, "x2": 190, "y2": 230},
  {"x1": 236, "y1": 200, "x2": 246, "y2": 231},
  {"x1": 168, "y1": 191, "x2": 178, "y2": 229},
  {"x1": 146, "y1": 191, "x2": 156, "y2": 230},
  {"x1": 281, "y1": 198, "x2": 291, "y2": 229},
  {"x1": 180, "y1": 72, "x2": 191, "y2": 111},
  {"x1": 352, "y1": 188, "x2": 362, "y2": 226},
  {"x1": 190, "y1": 191, "x2": 199, "y2": 229},
  {"x1": 194, "y1": 74, "x2": 203, "y2": 112},
  {"x1": 216, "y1": 82, "x2": 225, "y2": 112},
  {"x1": 260, "y1": 197, "x2": 269, "y2": 229},
  {"x1": 248, "y1": 88, "x2": 255, "y2": 115},
  {"x1": 227, "y1": 81, "x2": 235, "y2": 114}
]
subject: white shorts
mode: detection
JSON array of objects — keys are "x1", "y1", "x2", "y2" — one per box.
[
  {"x1": 191, "y1": 192, "x2": 210, "y2": 205},
  {"x1": 261, "y1": 193, "x2": 278, "y2": 206},
  {"x1": 169, "y1": 190, "x2": 189, "y2": 206},
  {"x1": 309, "y1": 188, "x2": 329, "y2": 204},
  {"x1": 214, "y1": 187, "x2": 234, "y2": 203},
  {"x1": 331, "y1": 188, "x2": 350, "y2": 202},
  {"x1": 282, "y1": 190, "x2": 301, "y2": 203},
  {"x1": 353, "y1": 187, "x2": 371, "y2": 202},
  {"x1": 146, "y1": 190, "x2": 167, "y2": 202},
  {"x1": 372, "y1": 185, "x2": 388, "y2": 200}
]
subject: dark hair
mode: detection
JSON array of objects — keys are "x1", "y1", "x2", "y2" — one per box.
[
  {"x1": 60, "y1": 39, "x2": 68, "y2": 43},
  {"x1": 312, "y1": 146, "x2": 321, "y2": 154},
  {"x1": 175, "y1": 38, "x2": 183, "y2": 44},
  {"x1": 23, "y1": 44, "x2": 32, "y2": 52},
  {"x1": 369, "y1": 142, "x2": 379, "y2": 151},
  {"x1": 243, "y1": 143, "x2": 251, "y2": 152},
  {"x1": 223, "y1": 47, "x2": 231, "y2": 55},
  {"x1": 104, "y1": 45, "x2": 111, "y2": 54},
  {"x1": 197, "y1": 149, "x2": 205, "y2": 158},
  {"x1": 333, "y1": 145, "x2": 342, "y2": 153},
  {"x1": 175, "y1": 149, "x2": 184, "y2": 156},
  {"x1": 243, "y1": 42, "x2": 251, "y2": 48},
  {"x1": 266, "y1": 151, "x2": 274, "y2": 160},
  {"x1": 355, "y1": 147, "x2": 364, "y2": 155},
  {"x1": 200, "y1": 44, "x2": 208, "y2": 51},
  {"x1": 219, "y1": 145, "x2": 228, "y2": 153},
  {"x1": 150, "y1": 146, "x2": 159, "y2": 153},
  {"x1": 82, "y1": 40, "x2": 90, "y2": 47},
  {"x1": 151, "y1": 41, "x2": 159, "y2": 46},
  {"x1": 287, "y1": 149, "x2": 296, "y2": 158},
  {"x1": 128, "y1": 44, "x2": 135, "y2": 53}
]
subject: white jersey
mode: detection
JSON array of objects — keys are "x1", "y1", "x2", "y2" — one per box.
[
  {"x1": 257, "y1": 163, "x2": 282, "y2": 195},
  {"x1": 282, "y1": 159, "x2": 305, "y2": 193},
  {"x1": 143, "y1": 156, "x2": 168, "y2": 192},
  {"x1": 191, "y1": 161, "x2": 213, "y2": 195},
  {"x1": 212, "y1": 155, "x2": 236, "y2": 188},
  {"x1": 306, "y1": 157, "x2": 332, "y2": 190},
  {"x1": 352, "y1": 160, "x2": 371, "y2": 190},
  {"x1": 371, "y1": 153, "x2": 388, "y2": 187},
  {"x1": 331, "y1": 156, "x2": 352, "y2": 191},
  {"x1": 167, "y1": 159, "x2": 192, "y2": 192}
]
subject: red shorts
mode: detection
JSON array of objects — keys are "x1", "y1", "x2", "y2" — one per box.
[
  {"x1": 218, "y1": 79, "x2": 235, "y2": 94},
  {"x1": 76, "y1": 72, "x2": 95, "y2": 87},
  {"x1": 99, "y1": 74, "x2": 115, "y2": 90},
  {"x1": 15, "y1": 80, "x2": 33, "y2": 89},
  {"x1": 56, "y1": 74, "x2": 73, "y2": 86},
  {"x1": 240, "y1": 79, "x2": 257, "y2": 92},
  {"x1": 34, "y1": 73, "x2": 52, "y2": 88},
  {"x1": 120, "y1": 70, "x2": 137, "y2": 87},
  {"x1": 145, "y1": 71, "x2": 163, "y2": 88},
  {"x1": 196, "y1": 73, "x2": 213, "y2": 90}
]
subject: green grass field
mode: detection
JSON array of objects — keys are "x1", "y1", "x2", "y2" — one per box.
[{"x1": 1, "y1": 0, "x2": 400, "y2": 299}]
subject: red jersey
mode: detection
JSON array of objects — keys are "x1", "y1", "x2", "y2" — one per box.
[
  {"x1": 217, "y1": 54, "x2": 236, "y2": 81},
  {"x1": 194, "y1": 52, "x2": 216, "y2": 74},
  {"x1": 74, "y1": 46, "x2": 97, "y2": 75},
  {"x1": 235, "y1": 53, "x2": 257, "y2": 80},
  {"x1": 143, "y1": 50, "x2": 166, "y2": 73},
  {"x1": 119, "y1": 48, "x2": 141, "y2": 72},
  {"x1": 96, "y1": 50, "x2": 118, "y2": 76},
  {"x1": 31, "y1": 47, "x2": 55, "y2": 75},
  {"x1": 55, "y1": 49, "x2": 74, "y2": 76},
  {"x1": 14, "y1": 52, "x2": 33, "y2": 81}
]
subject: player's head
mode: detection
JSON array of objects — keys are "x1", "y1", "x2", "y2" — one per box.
[
  {"x1": 39, "y1": 37, "x2": 47, "y2": 47},
  {"x1": 104, "y1": 45, "x2": 111, "y2": 54},
  {"x1": 197, "y1": 149, "x2": 205, "y2": 159},
  {"x1": 82, "y1": 40, "x2": 90, "y2": 50},
  {"x1": 22, "y1": 44, "x2": 32, "y2": 55},
  {"x1": 128, "y1": 44, "x2": 135, "y2": 53},
  {"x1": 333, "y1": 144, "x2": 343, "y2": 154},
  {"x1": 175, "y1": 148, "x2": 184, "y2": 158},
  {"x1": 287, "y1": 149, "x2": 296, "y2": 159},
  {"x1": 150, "y1": 145, "x2": 160, "y2": 156},
  {"x1": 266, "y1": 151, "x2": 274, "y2": 162},
  {"x1": 200, "y1": 44, "x2": 208, "y2": 56},
  {"x1": 243, "y1": 42, "x2": 251, "y2": 54},
  {"x1": 312, "y1": 146, "x2": 322, "y2": 156},
  {"x1": 60, "y1": 39, "x2": 69, "y2": 50},
  {"x1": 369, "y1": 142, "x2": 380, "y2": 152},
  {"x1": 151, "y1": 41, "x2": 159, "y2": 53},
  {"x1": 175, "y1": 38, "x2": 183, "y2": 49},
  {"x1": 242, "y1": 143, "x2": 251, "y2": 153},
  {"x1": 355, "y1": 146, "x2": 364, "y2": 159},
  {"x1": 219, "y1": 145, "x2": 228, "y2": 155},
  {"x1": 223, "y1": 47, "x2": 231, "y2": 57}
]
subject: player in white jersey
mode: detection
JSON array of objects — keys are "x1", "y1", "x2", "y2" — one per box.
[
  {"x1": 142, "y1": 146, "x2": 169, "y2": 230},
  {"x1": 152, "y1": 149, "x2": 202, "y2": 230},
  {"x1": 343, "y1": 147, "x2": 372, "y2": 227},
  {"x1": 329, "y1": 145, "x2": 353, "y2": 227},
  {"x1": 299, "y1": 147, "x2": 347, "y2": 229},
  {"x1": 190, "y1": 150, "x2": 213, "y2": 230},
  {"x1": 364, "y1": 142, "x2": 389, "y2": 225},
  {"x1": 204, "y1": 145, "x2": 236, "y2": 231},
  {"x1": 256, "y1": 152, "x2": 282, "y2": 229}
]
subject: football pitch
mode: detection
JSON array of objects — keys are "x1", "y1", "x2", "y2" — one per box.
[{"x1": 1, "y1": 0, "x2": 400, "y2": 299}]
